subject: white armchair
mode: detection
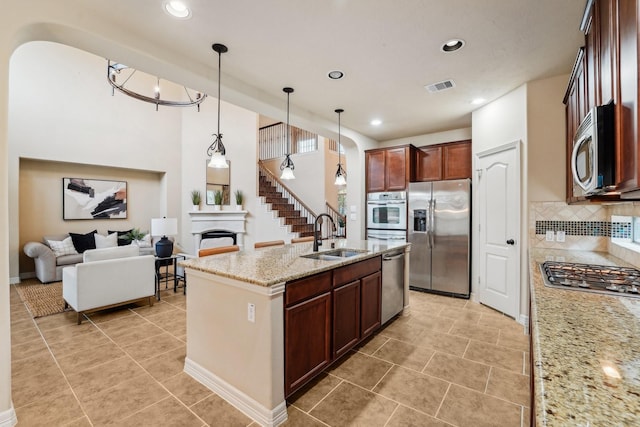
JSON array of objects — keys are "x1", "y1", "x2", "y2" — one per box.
[{"x1": 62, "y1": 246, "x2": 156, "y2": 324}]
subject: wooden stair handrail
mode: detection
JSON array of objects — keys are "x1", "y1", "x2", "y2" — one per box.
[{"x1": 258, "y1": 161, "x2": 317, "y2": 220}]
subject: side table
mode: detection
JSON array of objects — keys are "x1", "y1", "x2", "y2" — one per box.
[{"x1": 155, "y1": 254, "x2": 186, "y2": 300}]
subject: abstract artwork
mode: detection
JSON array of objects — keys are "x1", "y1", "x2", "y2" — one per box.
[{"x1": 63, "y1": 178, "x2": 127, "y2": 220}]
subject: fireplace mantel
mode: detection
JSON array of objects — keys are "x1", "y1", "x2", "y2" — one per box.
[{"x1": 188, "y1": 209, "x2": 248, "y2": 253}]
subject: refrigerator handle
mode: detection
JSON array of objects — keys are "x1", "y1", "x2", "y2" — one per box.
[
  {"x1": 424, "y1": 199, "x2": 431, "y2": 248},
  {"x1": 430, "y1": 199, "x2": 435, "y2": 247}
]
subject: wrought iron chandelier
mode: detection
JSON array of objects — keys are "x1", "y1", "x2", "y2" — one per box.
[
  {"x1": 280, "y1": 87, "x2": 295, "y2": 180},
  {"x1": 207, "y1": 43, "x2": 230, "y2": 169},
  {"x1": 334, "y1": 108, "x2": 347, "y2": 186},
  {"x1": 107, "y1": 60, "x2": 206, "y2": 111}
]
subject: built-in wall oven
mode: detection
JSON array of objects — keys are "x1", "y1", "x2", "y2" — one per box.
[
  {"x1": 367, "y1": 191, "x2": 407, "y2": 243},
  {"x1": 366, "y1": 191, "x2": 407, "y2": 230}
]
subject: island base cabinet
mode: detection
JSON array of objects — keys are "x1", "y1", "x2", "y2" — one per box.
[
  {"x1": 284, "y1": 256, "x2": 383, "y2": 398},
  {"x1": 333, "y1": 280, "x2": 361, "y2": 359},
  {"x1": 284, "y1": 292, "x2": 331, "y2": 397},
  {"x1": 360, "y1": 271, "x2": 382, "y2": 338}
]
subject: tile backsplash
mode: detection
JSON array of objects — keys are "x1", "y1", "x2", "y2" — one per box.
[
  {"x1": 529, "y1": 201, "x2": 640, "y2": 268},
  {"x1": 529, "y1": 202, "x2": 607, "y2": 251}
]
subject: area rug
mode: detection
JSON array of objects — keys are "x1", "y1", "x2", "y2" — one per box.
[{"x1": 14, "y1": 278, "x2": 67, "y2": 318}]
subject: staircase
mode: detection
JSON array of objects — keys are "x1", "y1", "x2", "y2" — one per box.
[{"x1": 258, "y1": 171, "x2": 315, "y2": 237}]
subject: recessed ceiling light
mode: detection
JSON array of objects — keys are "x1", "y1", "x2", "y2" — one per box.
[
  {"x1": 441, "y1": 39, "x2": 465, "y2": 52},
  {"x1": 327, "y1": 70, "x2": 345, "y2": 80},
  {"x1": 471, "y1": 98, "x2": 486, "y2": 105},
  {"x1": 370, "y1": 119, "x2": 382, "y2": 126},
  {"x1": 163, "y1": 1, "x2": 191, "y2": 19}
]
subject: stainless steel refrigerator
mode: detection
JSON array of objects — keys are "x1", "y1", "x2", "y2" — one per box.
[{"x1": 408, "y1": 179, "x2": 470, "y2": 297}]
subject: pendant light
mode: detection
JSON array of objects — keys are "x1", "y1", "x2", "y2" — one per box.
[
  {"x1": 280, "y1": 87, "x2": 295, "y2": 180},
  {"x1": 207, "y1": 43, "x2": 229, "y2": 169},
  {"x1": 334, "y1": 108, "x2": 347, "y2": 186}
]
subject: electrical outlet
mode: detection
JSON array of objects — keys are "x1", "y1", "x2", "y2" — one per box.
[
  {"x1": 545, "y1": 230, "x2": 555, "y2": 242},
  {"x1": 247, "y1": 303, "x2": 255, "y2": 323},
  {"x1": 556, "y1": 231, "x2": 566, "y2": 242}
]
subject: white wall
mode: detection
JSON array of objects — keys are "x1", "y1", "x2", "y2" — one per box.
[
  {"x1": 527, "y1": 74, "x2": 568, "y2": 202},
  {"x1": 472, "y1": 85, "x2": 528, "y2": 318},
  {"x1": 380, "y1": 127, "x2": 472, "y2": 148},
  {"x1": 8, "y1": 41, "x2": 183, "y2": 279},
  {"x1": 181, "y1": 96, "x2": 293, "y2": 250}
]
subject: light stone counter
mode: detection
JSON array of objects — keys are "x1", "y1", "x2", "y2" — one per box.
[
  {"x1": 529, "y1": 248, "x2": 640, "y2": 426},
  {"x1": 179, "y1": 238, "x2": 409, "y2": 286}
]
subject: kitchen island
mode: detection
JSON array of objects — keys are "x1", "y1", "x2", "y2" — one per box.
[
  {"x1": 529, "y1": 248, "x2": 640, "y2": 426},
  {"x1": 180, "y1": 239, "x2": 410, "y2": 426}
]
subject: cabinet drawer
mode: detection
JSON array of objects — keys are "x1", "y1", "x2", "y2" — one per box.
[
  {"x1": 285, "y1": 270, "x2": 332, "y2": 307},
  {"x1": 333, "y1": 256, "x2": 381, "y2": 287}
]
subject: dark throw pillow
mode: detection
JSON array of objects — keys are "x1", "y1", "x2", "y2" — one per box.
[
  {"x1": 108, "y1": 229, "x2": 133, "y2": 246},
  {"x1": 69, "y1": 230, "x2": 98, "y2": 253}
]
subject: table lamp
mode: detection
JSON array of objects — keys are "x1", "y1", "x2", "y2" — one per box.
[{"x1": 151, "y1": 217, "x2": 178, "y2": 258}]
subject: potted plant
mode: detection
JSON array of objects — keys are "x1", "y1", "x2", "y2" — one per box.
[
  {"x1": 213, "y1": 190, "x2": 223, "y2": 210},
  {"x1": 119, "y1": 228, "x2": 148, "y2": 246},
  {"x1": 337, "y1": 216, "x2": 346, "y2": 237},
  {"x1": 234, "y1": 189, "x2": 244, "y2": 210},
  {"x1": 191, "y1": 190, "x2": 201, "y2": 211}
]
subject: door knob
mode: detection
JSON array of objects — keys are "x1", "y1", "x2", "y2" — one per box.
[{"x1": 506, "y1": 239, "x2": 515, "y2": 245}]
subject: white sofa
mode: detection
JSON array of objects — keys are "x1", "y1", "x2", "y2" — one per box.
[
  {"x1": 24, "y1": 233, "x2": 156, "y2": 283},
  {"x1": 62, "y1": 246, "x2": 156, "y2": 324}
]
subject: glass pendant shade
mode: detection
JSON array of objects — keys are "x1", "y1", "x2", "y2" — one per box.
[
  {"x1": 208, "y1": 150, "x2": 228, "y2": 168},
  {"x1": 280, "y1": 87, "x2": 295, "y2": 180},
  {"x1": 281, "y1": 166, "x2": 295, "y2": 180},
  {"x1": 334, "y1": 166, "x2": 347, "y2": 185},
  {"x1": 280, "y1": 153, "x2": 295, "y2": 180},
  {"x1": 207, "y1": 43, "x2": 229, "y2": 169},
  {"x1": 334, "y1": 108, "x2": 346, "y2": 186}
]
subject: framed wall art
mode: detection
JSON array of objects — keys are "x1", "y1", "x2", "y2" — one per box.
[{"x1": 63, "y1": 177, "x2": 127, "y2": 220}]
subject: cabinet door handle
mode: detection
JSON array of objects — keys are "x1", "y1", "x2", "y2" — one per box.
[{"x1": 506, "y1": 239, "x2": 515, "y2": 245}]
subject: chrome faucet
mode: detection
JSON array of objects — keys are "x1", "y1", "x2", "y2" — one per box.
[{"x1": 313, "y1": 214, "x2": 336, "y2": 252}]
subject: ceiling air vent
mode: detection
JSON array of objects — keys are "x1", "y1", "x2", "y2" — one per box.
[{"x1": 425, "y1": 79, "x2": 456, "y2": 93}]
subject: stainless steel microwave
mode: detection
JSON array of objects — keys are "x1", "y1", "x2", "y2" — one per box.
[{"x1": 571, "y1": 103, "x2": 615, "y2": 196}]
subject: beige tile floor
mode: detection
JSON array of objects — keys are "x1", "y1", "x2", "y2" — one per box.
[{"x1": 10, "y1": 284, "x2": 530, "y2": 426}]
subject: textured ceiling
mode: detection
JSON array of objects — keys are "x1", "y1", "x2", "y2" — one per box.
[{"x1": 60, "y1": 0, "x2": 586, "y2": 141}]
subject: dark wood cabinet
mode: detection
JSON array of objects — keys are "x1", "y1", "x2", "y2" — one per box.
[
  {"x1": 332, "y1": 280, "x2": 360, "y2": 358},
  {"x1": 616, "y1": 0, "x2": 640, "y2": 194},
  {"x1": 564, "y1": 0, "x2": 640, "y2": 200},
  {"x1": 365, "y1": 146, "x2": 415, "y2": 192},
  {"x1": 284, "y1": 292, "x2": 331, "y2": 397},
  {"x1": 414, "y1": 140, "x2": 471, "y2": 182},
  {"x1": 360, "y1": 271, "x2": 381, "y2": 338},
  {"x1": 564, "y1": 48, "x2": 588, "y2": 204},
  {"x1": 415, "y1": 146, "x2": 442, "y2": 181},
  {"x1": 284, "y1": 256, "x2": 383, "y2": 397},
  {"x1": 284, "y1": 271, "x2": 332, "y2": 397},
  {"x1": 443, "y1": 141, "x2": 472, "y2": 180},
  {"x1": 365, "y1": 150, "x2": 386, "y2": 192}
]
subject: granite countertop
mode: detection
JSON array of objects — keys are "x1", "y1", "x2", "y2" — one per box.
[
  {"x1": 180, "y1": 238, "x2": 409, "y2": 286},
  {"x1": 529, "y1": 248, "x2": 640, "y2": 426}
]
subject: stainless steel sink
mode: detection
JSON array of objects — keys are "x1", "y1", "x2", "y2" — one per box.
[{"x1": 301, "y1": 249, "x2": 367, "y2": 261}]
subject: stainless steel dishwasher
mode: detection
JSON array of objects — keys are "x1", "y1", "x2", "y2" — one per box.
[{"x1": 381, "y1": 250, "x2": 405, "y2": 324}]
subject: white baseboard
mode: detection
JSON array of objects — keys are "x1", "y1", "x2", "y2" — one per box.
[
  {"x1": 0, "y1": 405, "x2": 17, "y2": 427},
  {"x1": 519, "y1": 314, "x2": 529, "y2": 329},
  {"x1": 9, "y1": 277, "x2": 21, "y2": 285},
  {"x1": 184, "y1": 357, "x2": 288, "y2": 427}
]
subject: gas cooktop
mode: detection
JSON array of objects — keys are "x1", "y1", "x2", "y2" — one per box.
[{"x1": 540, "y1": 261, "x2": 640, "y2": 298}]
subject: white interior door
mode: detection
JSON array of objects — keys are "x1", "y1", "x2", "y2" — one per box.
[{"x1": 476, "y1": 142, "x2": 520, "y2": 318}]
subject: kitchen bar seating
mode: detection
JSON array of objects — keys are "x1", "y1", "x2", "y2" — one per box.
[
  {"x1": 198, "y1": 245, "x2": 240, "y2": 257},
  {"x1": 254, "y1": 240, "x2": 285, "y2": 249}
]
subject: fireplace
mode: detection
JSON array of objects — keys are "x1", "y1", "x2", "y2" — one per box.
[{"x1": 188, "y1": 210, "x2": 247, "y2": 253}]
